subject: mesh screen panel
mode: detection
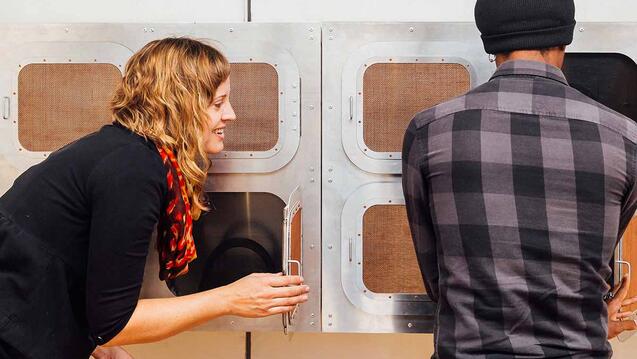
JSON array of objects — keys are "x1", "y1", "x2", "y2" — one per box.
[
  {"x1": 289, "y1": 208, "x2": 302, "y2": 276},
  {"x1": 363, "y1": 63, "x2": 470, "y2": 152},
  {"x1": 362, "y1": 205, "x2": 426, "y2": 294},
  {"x1": 225, "y1": 63, "x2": 279, "y2": 152},
  {"x1": 18, "y1": 63, "x2": 121, "y2": 152},
  {"x1": 622, "y1": 218, "x2": 637, "y2": 311}
]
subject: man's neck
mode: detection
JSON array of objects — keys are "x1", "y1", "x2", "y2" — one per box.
[{"x1": 495, "y1": 49, "x2": 565, "y2": 69}]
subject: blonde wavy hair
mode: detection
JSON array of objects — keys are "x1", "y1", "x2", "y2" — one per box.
[{"x1": 111, "y1": 38, "x2": 230, "y2": 219}]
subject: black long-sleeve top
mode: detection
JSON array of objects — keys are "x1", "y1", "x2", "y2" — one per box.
[{"x1": 0, "y1": 123, "x2": 167, "y2": 358}]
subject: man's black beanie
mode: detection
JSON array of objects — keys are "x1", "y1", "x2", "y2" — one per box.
[{"x1": 474, "y1": 0, "x2": 576, "y2": 54}]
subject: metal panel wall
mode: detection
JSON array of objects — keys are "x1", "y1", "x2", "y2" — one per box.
[
  {"x1": 323, "y1": 22, "x2": 637, "y2": 334},
  {"x1": 322, "y1": 22, "x2": 492, "y2": 333},
  {"x1": 0, "y1": 23, "x2": 322, "y2": 333}
]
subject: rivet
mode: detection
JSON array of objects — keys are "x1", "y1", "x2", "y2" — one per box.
[
  {"x1": 309, "y1": 35, "x2": 314, "y2": 40},
  {"x1": 328, "y1": 244, "x2": 333, "y2": 249},
  {"x1": 329, "y1": 36, "x2": 334, "y2": 40},
  {"x1": 143, "y1": 27, "x2": 148, "y2": 32},
  {"x1": 328, "y1": 168, "x2": 333, "y2": 172},
  {"x1": 310, "y1": 178, "x2": 315, "y2": 183},
  {"x1": 310, "y1": 167, "x2": 315, "y2": 172},
  {"x1": 328, "y1": 314, "x2": 332, "y2": 318},
  {"x1": 230, "y1": 321, "x2": 235, "y2": 325},
  {"x1": 309, "y1": 105, "x2": 315, "y2": 110},
  {"x1": 409, "y1": 27, "x2": 415, "y2": 32},
  {"x1": 229, "y1": 28, "x2": 234, "y2": 32},
  {"x1": 310, "y1": 321, "x2": 316, "y2": 326},
  {"x1": 328, "y1": 178, "x2": 333, "y2": 183},
  {"x1": 328, "y1": 105, "x2": 334, "y2": 110},
  {"x1": 64, "y1": 28, "x2": 69, "y2": 33},
  {"x1": 310, "y1": 244, "x2": 315, "y2": 249},
  {"x1": 309, "y1": 27, "x2": 314, "y2": 32},
  {"x1": 408, "y1": 323, "x2": 413, "y2": 328},
  {"x1": 292, "y1": 84, "x2": 297, "y2": 89},
  {"x1": 579, "y1": 27, "x2": 585, "y2": 32},
  {"x1": 328, "y1": 323, "x2": 333, "y2": 326},
  {"x1": 311, "y1": 313, "x2": 316, "y2": 318}
]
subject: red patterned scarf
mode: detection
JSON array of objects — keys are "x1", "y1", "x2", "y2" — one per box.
[{"x1": 156, "y1": 146, "x2": 197, "y2": 280}]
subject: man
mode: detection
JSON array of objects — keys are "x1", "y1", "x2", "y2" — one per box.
[{"x1": 402, "y1": 0, "x2": 637, "y2": 357}]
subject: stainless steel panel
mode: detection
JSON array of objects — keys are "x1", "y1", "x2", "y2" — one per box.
[
  {"x1": 0, "y1": 23, "x2": 321, "y2": 333},
  {"x1": 322, "y1": 22, "x2": 637, "y2": 334}
]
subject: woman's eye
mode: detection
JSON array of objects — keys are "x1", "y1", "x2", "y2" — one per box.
[{"x1": 214, "y1": 103, "x2": 223, "y2": 109}]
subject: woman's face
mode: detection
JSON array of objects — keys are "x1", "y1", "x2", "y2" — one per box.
[{"x1": 204, "y1": 78, "x2": 236, "y2": 154}]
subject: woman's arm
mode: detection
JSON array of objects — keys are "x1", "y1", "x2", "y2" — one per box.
[{"x1": 105, "y1": 273, "x2": 308, "y2": 346}]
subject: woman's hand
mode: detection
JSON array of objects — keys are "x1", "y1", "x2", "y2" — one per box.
[
  {"x1": 91, "y1": 346, "x2": 133, "y2": 359},
  {"x1": 607, "y1": 274, "x2": 637, "y2": 339},
  {"x1": 219, "y1": 272, "x2": 310, "y2": 318}
]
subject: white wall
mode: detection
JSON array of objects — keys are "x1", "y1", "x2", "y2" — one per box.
[
  {"x1": 252, "y1": 0, "x2": 637, "y2": 22},
  {"x1": 0, "y1": 0, "x2": 245, "y2": 22},
  {"x1": 2, "y1": 0, "x2": 636, "y2": 23}
]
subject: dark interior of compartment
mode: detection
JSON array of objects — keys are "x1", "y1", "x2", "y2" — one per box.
[
  {"x1": 562, "y1": 53, "x2": 637, "y2": 121},
  {"x1": 563, "y1": 53, "x2": 637, "y2": 289},
  {"x1": 169, "y1": 192, "x2": 285, "y2": 296}
]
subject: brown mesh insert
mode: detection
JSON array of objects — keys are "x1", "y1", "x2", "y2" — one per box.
[
  {"x1": 289, "y1": 208, "x2": 302, "y2": 276},
  {"x1": 622, "y1": 218, "x2": 637, "y2": 312},
  {"x1": 225, "y1": 63, "x2": 279, "y2": 152},
  {"x1": 363, "y1": 205, "x2": 425, "y2": 294},
  {"x1": 363, "y1": 63, "x2": 470, "y2": 152},
  {"x1": 18, "y1": 63, "x2": 121, "y2": 152}
]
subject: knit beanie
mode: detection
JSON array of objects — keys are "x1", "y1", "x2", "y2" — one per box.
[{"x1": 474, "y1": 0, "x2": 576, "y2": 54}]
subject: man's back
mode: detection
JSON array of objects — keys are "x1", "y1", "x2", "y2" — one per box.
[{"x1": 402, "y1": 60, "x2": 637, "y2": 358}]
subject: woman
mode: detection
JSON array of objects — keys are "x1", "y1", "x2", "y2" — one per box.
[{"x1": 0, "y1": 38, "x2": 309, "y2": 359}]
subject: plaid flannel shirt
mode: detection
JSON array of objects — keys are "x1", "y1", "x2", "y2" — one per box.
[{"x1": 402, "y1": 60, "x2": 637, "y2": 358}]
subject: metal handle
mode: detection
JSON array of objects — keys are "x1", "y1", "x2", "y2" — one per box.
[
  {"x1": 283, "y1": 259, "x2": 303, "y2": 335},
  {"x1": 348, "y1": 237, "x2": 353, "y2": 262},
  {"x1": 349, "y1": 96, "x2": 354, "y2": 120},
  {"x1": 617, "y1": 260, "x2": 632, "y2": 280},
  {"x1": 2, "y1": 97, "x2": 9, "y2": 120},
  {"x1": 287, "y1": 259, "x2": 302, "y2": 277}
]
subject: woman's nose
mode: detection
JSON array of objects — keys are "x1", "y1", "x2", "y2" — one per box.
[{"x1": 223, "y1": 102, "x2": 237, "y2": 122}]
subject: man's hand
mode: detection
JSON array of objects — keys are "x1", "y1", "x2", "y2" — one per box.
[
  {"x1": 607, "y1": 274, "x2": 637, "y2": 339},
  {"x1": 91, "y1": 346, "x2": 134, "y2": 359}
]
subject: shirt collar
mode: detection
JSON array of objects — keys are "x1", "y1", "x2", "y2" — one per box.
[{"x1": 490, "y1": 59, "x2": 569, "y2": 86}]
